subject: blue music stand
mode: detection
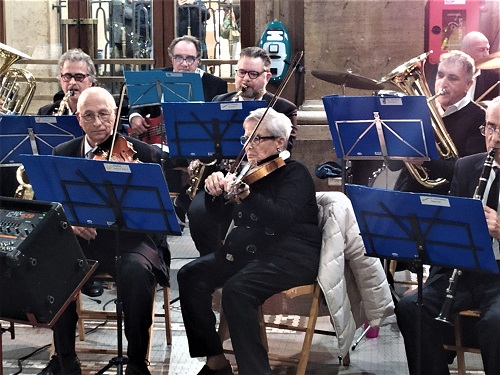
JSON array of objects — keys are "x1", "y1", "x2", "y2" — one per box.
[
  {"x1": 20, "y1": 154, "x2": 181, "y2": 374},
  {"x1": 346, "y1": 183, "x2": 498, "y2": 374},
  {"x1": 19, "y1": 154, "x2": 181, "y2": 235},
  {"x1": 322, "y1": 94, "x2": 438, "y2": 160},
  {"x1": 124, "y1": 70, "x2": 204, "y2": 108},
  {"x1": 0, "y1": 115, "x2": 82, "y2": 165},
  {"x1": 346, "y1": 184, "x2": 498, "y2": 273},
  {"x1": 161, "y1": 101, "x2": 266, "y2": 158}
]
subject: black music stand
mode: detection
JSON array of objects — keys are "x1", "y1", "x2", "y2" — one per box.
[
  {"x1": 346, "y1": 184, "x2": 498, "y2": 373},
  {"x1": 20, "y1": 154, "x2": 181, "y2": 375},
  {"x1": 0, "y1": 115, "x2": 82, "y2": 165},
  {"x1": 161, "y1": 101, "x2": 266, "y2": 160},
  {"x1": 322, "y1": 94, "x2": 438, "y2": 192}
]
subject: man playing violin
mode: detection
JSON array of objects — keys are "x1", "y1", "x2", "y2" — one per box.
[
  {"x1": 38, "y1": 87, "x2": 170, "y2": 375},
  {"x1": 187, "y1": 46, "x2": 299, "y2": 257},
  {"x1": 177, "y1": 107, "x2": 321, "y2": 375}
]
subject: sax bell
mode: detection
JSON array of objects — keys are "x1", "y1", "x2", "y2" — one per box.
[{"x1": 14, "y1": 165, "x2": 34, "y2": 200}]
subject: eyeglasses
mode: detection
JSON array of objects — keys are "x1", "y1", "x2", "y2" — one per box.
[
  {"x1": 236, "y1": 69, "x2": 268, "y2": 79},
  {"x1": 60, "y1": 73, "x2": 89, "y2": 82},
  {"x1": 480, "y1": 125, "x2": 500, "y2": 137},
  {"x1": 240, "y1": 135, "x2": 277, "y2": 146},
  {"x1": 172, "y1": 55, "x2": 197, "y2": 65},
  {"x1": 78, "y1": 111, "x2": 113, "y2": 123}
]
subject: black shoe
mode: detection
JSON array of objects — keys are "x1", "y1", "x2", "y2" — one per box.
[
  {"x1": 38, "y1": 354, "x2": 81, "y2": 375},
  {"x1": 197, "y1": 363, "x2": 233, "y2": 375},
  {"x1": 125, "y1": 360, "x2": 151, "y2": 375},
  {"x1": 81, "y1": 280, "x2": 104, "y2": 297}
]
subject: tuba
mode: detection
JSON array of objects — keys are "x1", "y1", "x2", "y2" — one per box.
[
  {"x1": 379, "y1": 51, "x2": 458, "y2": 188},
  {"x1": 0, "y1": 42, "x2": 36, "y2": 115}
]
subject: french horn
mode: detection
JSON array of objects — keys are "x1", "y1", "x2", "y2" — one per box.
[{"x1": 379, "y1": 51, "x2": 458, "y2": 188}]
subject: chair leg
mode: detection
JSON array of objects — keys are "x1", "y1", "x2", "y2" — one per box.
[
  {"x1": 163, "y1": 287, "x2": 172, "y2": 345},
  {"x1": 76, "y1": 293, "x2": 85, "y2": 341},
  {"x1": 455, "y1": 315, "x2": 466, "y2": 375},
  {"x1": 258, "y1": 306, "x2": 268, "y2": 352},
  {"x1": 296, "y1": 283, "x2": 321, "y2": 375}
]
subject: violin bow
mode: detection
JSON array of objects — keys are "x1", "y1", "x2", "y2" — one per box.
[
  {"x1": 229, "y1": 50, "x2": 304, "y2": 174},
  {"x1": 107, "y1": 82, "x2": 128, "y2": 161}
]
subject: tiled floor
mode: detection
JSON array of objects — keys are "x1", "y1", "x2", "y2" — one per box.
[{"x1": 1, "y1": 227, "x2": 485, "y2": 374}]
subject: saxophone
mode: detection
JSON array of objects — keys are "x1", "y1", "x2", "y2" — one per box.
[
  {"x1": 14, "y1": 90, "x2": 74, "y2": 200},
  {"x1": 55, "y1": 89, "x2": 74, "y2": 115},
  {"x1": 186, "y1": 159, "x2": 217, "y2": 200},
  {"x1": 232, "y1": 84, "x2": 247, "y2": 101}
]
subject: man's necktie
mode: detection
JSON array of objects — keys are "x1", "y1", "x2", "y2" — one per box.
[{"x1": 487, "y1": 167, "x2": 500, "y2": 211}]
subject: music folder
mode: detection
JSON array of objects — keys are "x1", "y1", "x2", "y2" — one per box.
[{"x1": 346, "y1": 184, "x2": 499, "y2": 274}]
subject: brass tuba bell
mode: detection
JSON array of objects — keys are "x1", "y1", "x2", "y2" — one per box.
[
  {"x1": 379, "y1": 51, "x2": 459, "y2": 188},
  {"x1": 0, "y1": 42, "x2": 36, "y2": 115}
]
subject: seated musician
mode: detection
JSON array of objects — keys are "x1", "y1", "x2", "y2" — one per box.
[
  {"x1": 38, "y1": 87, "x2": 171, "y2": 375},
  {"x1": 37, "y1": 49, "x2": 96, "y2": 116},
  {"x1": 186, "y1": 46, "x2": 298, "y2": 256},
  {"x1": 177, "y1": 107, "x2": 321, "y2": 375},
  {"x1": 127, "y1": 35, "x2": 227, "y2": 141},
  {"x1": 396, "y1": 96, "x2": 500, "y2": 375}
]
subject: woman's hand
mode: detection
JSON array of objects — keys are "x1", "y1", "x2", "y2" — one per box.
[
  {"x1": 72, "y1": 225, "x2": 97, "y2": 242},
  {"x1": 204, "y1": 171, "x2": 227, "y2": 197}
]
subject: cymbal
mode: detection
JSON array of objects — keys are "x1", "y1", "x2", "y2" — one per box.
[
  {"x1": 312, "y1": 70, "x2": 384, "y2": 90},
  {"x1": 476, "y1": 51, "x2": 500, "y2": 70}
]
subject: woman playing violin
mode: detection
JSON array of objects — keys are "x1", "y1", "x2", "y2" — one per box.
[{"x1": 177, "y1": 107, "x2": 321, "y2": 375}]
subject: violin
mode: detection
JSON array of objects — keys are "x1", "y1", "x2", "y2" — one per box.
[
  {"x1": 242, "y1": 156, "x2": 286, "y2": 185},
  {"x1": 93, "y1": 135, "x2": 140, "y2": 163}
]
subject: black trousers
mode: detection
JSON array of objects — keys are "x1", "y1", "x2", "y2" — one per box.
[
  {"x1": 187, "y1": 191, "x2": 232, "y2": 256},
  {"x1": 177, "y1": 250, "x2": 318, "y2": 375},
  {"x1": 53, "y1": 252, "x2": 156, "y2": 363},
  {"x1": 395, "y1": 266, "x2": 500, "y2": 375}
]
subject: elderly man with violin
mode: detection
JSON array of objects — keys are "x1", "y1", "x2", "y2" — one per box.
[
  {"x1": 38, "y1": 87, "x2": 169, "y2": 375},
  {"x1": 186, "y1": 46, "x2": 299, "y2": 257},
  {"x1": 177, "y1": 107, "x2": 321, "y2": 375}
]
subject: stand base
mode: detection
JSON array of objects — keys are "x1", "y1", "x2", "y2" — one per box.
[{"x1": 96, "y1": 355, "x2": 128, "y2": 375}]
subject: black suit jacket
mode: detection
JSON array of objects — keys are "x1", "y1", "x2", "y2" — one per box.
[
  {"x1": 449, "y1": 152, "x2": 487, "y2": 199},
  {"x1": 52, "y1": 135, "x2": 170, "y2": 285},
  {"x1": 129, "y1": 68, "x2": 228, "y2": 119},
  {"x1": 212, "y1": 91, "x2": 298, "y2": 151},
  {"x1": 37, "y1": 100, "x2": 66, "y2": 115}
]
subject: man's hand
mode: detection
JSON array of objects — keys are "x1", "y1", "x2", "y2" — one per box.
[
  {"x1": 178, "y1": 0, "x2": 196, "y2": 5},
  {"x1": 484, "y1": 205, "x2": 500, "y2": 239},
  {"x1": 129, "y1": 116, "x2": 150, "y2": 136},
  {"x1": 72, "y1": 225, "x2": 97, "y2": 242}
]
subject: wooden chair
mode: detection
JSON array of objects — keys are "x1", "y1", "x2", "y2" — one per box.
[
  {"x1": 218, "y1": 282, "x2": 349, "y2": 375},
  {"x1": 442, "y1": 310, "x2": 481, "y2": 375},
  {"x1": 75, "y1": 274, "x2": 172, "y2": 361}
]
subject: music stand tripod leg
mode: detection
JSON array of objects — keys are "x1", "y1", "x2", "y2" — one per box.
[{"x1": 96, "y1": 199, "x2": 128, "y2": 374}]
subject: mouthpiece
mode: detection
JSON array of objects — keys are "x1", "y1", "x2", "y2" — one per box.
[
  {"x1": 232, "y1": 84, "x2": 248, "y2": 101},
  {"x1": 428, "y1": 88, "x2": 446, "y2": 102}
]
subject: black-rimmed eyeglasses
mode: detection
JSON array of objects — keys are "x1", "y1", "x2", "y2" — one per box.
[
  {"x1": 61, "y1": 73, "x2": 89, "y2": 82},
  {"x1": 236, "y1": 69, "x2": 268, "y2": 79},
  {"x1": 240, "y1": 135, "x2": 277, "y2": 145},
  {"x1": 172, "y1": 55, "x2": 197, "y2": 65}
]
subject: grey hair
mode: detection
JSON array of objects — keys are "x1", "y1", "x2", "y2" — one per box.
[
  {"x1": 58, "y1": 48, "x2": 96, "y2": 84},
  {"x1": 439, "y1": 50, "x2": 475, "y2": 80},
  {"x1": 239, "y1": 46, "x2": 271, "y2": 69},
  {"x1": 245, "y1": 107, "x2": 291, "y2": 143}
]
